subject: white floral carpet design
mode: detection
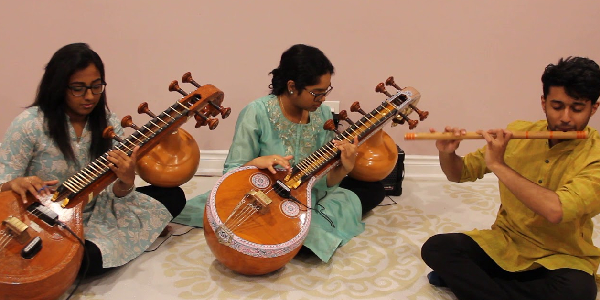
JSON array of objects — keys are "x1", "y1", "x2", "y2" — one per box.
[{"x1": 61, "y1": 176, "x2": 600, "y2": 300}]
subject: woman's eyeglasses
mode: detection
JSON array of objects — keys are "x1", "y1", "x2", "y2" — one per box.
[
  {"x1": 68, "y1": 83, "x2": 107, "y2": 97},
  {"x1": 305, "y1": 85, "x2": 333, "y2": 102}
]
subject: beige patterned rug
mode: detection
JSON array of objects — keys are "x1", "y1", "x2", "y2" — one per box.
[{"x1": 61, "y1": 176, "x2": 600, "y2": 300}]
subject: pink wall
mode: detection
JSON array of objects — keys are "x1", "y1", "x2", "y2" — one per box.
[{"x1": 1, "y1": 1, "x2": 599, "y2": 156}]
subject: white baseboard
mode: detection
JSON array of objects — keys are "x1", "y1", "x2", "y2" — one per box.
[
  {"x1": 195, "y1": 150, "x2": 229, "y2": 176},
  {"x1": 195, "y1": 150, "x2": 499, "y2": 183}
]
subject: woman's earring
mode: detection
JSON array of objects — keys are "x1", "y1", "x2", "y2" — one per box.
[{"x1": 289, "y1": 90, "x2": 293, "y2": 95}]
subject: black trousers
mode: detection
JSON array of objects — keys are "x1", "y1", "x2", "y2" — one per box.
[
  {"x1": 80, "y1": 185, "x2": 186, "y2": 277},
  {"x1": 339, "y1": 176, "x2": 386, "y2": 216},
  {"x1": 421, "y1": 233, "x2": 597, "y2": 300}
]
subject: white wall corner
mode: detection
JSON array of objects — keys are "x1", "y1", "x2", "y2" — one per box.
[
  {"x1": 323, "y1": 100, "x2": 339, "y2": 113},
  {"x1": 195, "y1": 150, "x2": 498, "y2": 183}
]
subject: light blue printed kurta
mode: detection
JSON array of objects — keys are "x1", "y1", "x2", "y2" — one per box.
[
  {"x1": 173, "y1": 95, "x2": 365, "y2": 262},
  {"x1": 0, "y1": 107, "x2": 171, "y2": 268}
]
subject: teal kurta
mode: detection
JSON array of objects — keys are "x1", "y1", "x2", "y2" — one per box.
[
  {"x1": 0, "y1": 107, "x2": 171, "y2": 268},
  {"x1": 174, "y1": 95, "x2": 365, "y2": 262}
]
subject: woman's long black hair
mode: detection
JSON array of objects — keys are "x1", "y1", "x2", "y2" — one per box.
[{"x1": 31, "y1": 43, "x2": 111, "y2": 161}]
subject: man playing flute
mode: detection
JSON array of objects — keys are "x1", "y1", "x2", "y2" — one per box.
[{"x1": 421, "y1": 56, "x2": 600, "y2": 300}]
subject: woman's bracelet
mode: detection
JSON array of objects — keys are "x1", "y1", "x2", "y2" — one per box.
[{"x1": 115, "y1": 179, "x2": 135, "y2": 195}]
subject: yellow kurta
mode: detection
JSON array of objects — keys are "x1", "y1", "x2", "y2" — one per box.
[{"x1": 462, "y1": 120, "x2": 600, "y2": 275}]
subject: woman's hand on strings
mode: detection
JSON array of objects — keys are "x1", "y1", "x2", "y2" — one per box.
[
  {"x1": 6, "y1": 176, "x2": 59, "y2": 203},
  {"x1": 333, "y1": 135, "x2": 359, "y2": 174},
  {"x1": 107, "y1": 146, "x2": 139, "y2": 187},
  {"x1": 247, "y1": 155, "x2": 293, "y2": 174}
]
